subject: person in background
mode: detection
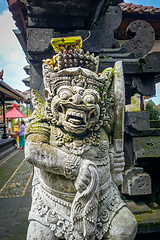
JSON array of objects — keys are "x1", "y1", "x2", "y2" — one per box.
[{"x1": 18, "y1": 120, "x2": 25, "y2": 150}]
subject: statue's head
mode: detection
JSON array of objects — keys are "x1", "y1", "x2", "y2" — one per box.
[
  {"x1": 52, "y1": 85, "x2": 100, "y2": 134},
  {"x1": 42, "y1": 37, "x2": 114, "y2": 137},
  {"x1": 43, "y1": 66, "x2": 107, "y2": 134}
]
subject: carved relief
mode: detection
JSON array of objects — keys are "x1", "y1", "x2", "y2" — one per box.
[{"x1": 25, "y1": 38, "x2": 137, "y2": 240}]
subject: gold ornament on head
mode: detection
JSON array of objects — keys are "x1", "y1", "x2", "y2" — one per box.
[
  {"x1": 42, "y1": 36, "x2": 99, "y2": 73},
  {"x1": 51, "y1": 36, "x2": 82, "y2": 53}
]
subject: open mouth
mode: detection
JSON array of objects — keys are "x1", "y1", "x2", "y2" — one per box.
[
  {"x1": 57, "y1": 102, "x2": 97, "y2": 128},
  {"x1": 66, "y1": 109, "x2": 86, "y2": 125}
]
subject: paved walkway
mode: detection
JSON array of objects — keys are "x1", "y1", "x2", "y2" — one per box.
[{"x1": 0, "y1": 149, "x2": 32, "y2": 240}]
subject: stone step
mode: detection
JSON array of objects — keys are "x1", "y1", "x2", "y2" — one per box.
[
  {"x1": 125, "y1": 200, "x2": 160, "y2": 234},
  {"x1": 125, "y1": 200, "x2": 152, "y2": 214}
]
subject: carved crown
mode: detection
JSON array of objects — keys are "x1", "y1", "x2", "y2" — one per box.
[
  {"x1": 43, "y1": 64, "x2": 107, "y2": 94},
  {"x1": 42, "y1": 36, "x2": 99, "y2": 73},
  {"x1": 57, "y1": 49, "x2": 99, "y2": 73}
]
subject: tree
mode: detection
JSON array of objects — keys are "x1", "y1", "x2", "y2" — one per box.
[{"x1": 145, "y1": 100, "x2": 160, "y2": 120}]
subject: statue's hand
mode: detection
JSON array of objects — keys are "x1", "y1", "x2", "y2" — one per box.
[
  {"x1": 74, "y1": 160, "x2": 92, "y2": 193},
  {"x1": 63, "y1": 155, "x2": 81, "y2": 180}
]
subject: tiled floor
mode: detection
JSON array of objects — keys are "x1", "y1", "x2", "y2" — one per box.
[{"x1": 0, "y1": 149, "x2": 32, "y2": 240}]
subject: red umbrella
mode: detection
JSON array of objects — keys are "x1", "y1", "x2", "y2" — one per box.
[
  {"x1": 0, "y1": 103, "x2": 27, "y2": 119},
  {"x1": 0, "y1": 104, "x2": 27, "y2": 132}
]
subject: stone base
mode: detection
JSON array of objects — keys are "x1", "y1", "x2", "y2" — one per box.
[{"x1": 0, "y1": 138, "x2": 17, "y2": 160}]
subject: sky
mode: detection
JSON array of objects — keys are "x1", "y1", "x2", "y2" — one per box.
[
  {"x1": 0, "y1": 0, "x2": 160, "y2": 104},
  {"x1": 0, "y1": 0, "x2": 28, "y2": 92}
]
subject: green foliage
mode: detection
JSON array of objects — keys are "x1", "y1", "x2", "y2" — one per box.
[
  {"x1": 13, "y1": 119, "x2": 19, "y2": 128},
  {"x1": 20, "y1": 105, "x2": 26, "y2": 115},
  {"x1": 20, "y1": 105, "x2": 30, "y2": 116},
  {"x1": 104, "y1": 53, "x2": 113, "y2": 59},
  {"x1": 145, "y1": 100, "x2": 160, "y2": 120}
]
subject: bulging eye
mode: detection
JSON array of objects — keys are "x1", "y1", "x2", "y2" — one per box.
[
  {"x1": 79, "y1": 89, "x2": 84, "y2": 96},
  {"x1": 57, "y1": 87, "x2": 73, "y2": 100},
  {"x1": 83, "y1": 94, "x2": 95, "y2": 104},
  {"x1": 83, "y1": 89, "x2": 99, "y2": 104},
  {"x1": 59, "y1": 91, "x2": 72, "y2": 100}
]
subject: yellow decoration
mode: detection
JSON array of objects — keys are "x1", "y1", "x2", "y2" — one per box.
[
  {"x1": 51, "y1": 36, "x2": 82, "y2": 53},
  {"x1": 42, "y1": 55, "x2": 58, "y2": 71},
  {"x1": 125, "y1": 93, "x2": 141, "y2": 112}
]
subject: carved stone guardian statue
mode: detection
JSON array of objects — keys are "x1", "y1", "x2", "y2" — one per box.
[{"x1": 25, "y1": 36, "x2": 137, "y2": 240}]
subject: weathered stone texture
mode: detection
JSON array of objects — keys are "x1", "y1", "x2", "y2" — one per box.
[
  {"x1": 133, "y1": 136, "x2": 160, "y2": 159},
  {"x1": 121, "y1": 20, "x2": 155, "y2": 58},
  {"x1": 92, "y1": 5, "x2": 122, "y2": 49},
  {"x1": 122, "y1": 167, "x2": 152, "y2": 195},
  {"x1": 125, "y1": 111, "x2": 150, "y2": 131},
  {"x1": 27, "y1": 28, "x2": 55, "y2": 61},
  {"x1": 128, "y1": 173, "x2": 152, "y2": 195}
]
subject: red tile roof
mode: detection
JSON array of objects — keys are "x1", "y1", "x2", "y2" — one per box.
[{"x1": 120, "y1": 2, "x2": 160, "y2": 14}]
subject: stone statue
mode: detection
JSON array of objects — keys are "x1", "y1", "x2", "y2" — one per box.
[{"x1": 25, "y1": 37, "x2": 137, "y2": 240}]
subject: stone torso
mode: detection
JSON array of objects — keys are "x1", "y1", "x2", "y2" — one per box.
[{"x1": 40, "y1": 126, "x2": 111, "y2": 195}]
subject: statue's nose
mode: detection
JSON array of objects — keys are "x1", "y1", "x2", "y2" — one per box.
[{"x1": 71, "y1": 93, "x2": 83, "y2": 104}]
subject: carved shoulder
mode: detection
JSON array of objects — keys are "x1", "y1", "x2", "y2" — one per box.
[{"x1": 25, "y1": 89, "x2": 50, "y2": 144}]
